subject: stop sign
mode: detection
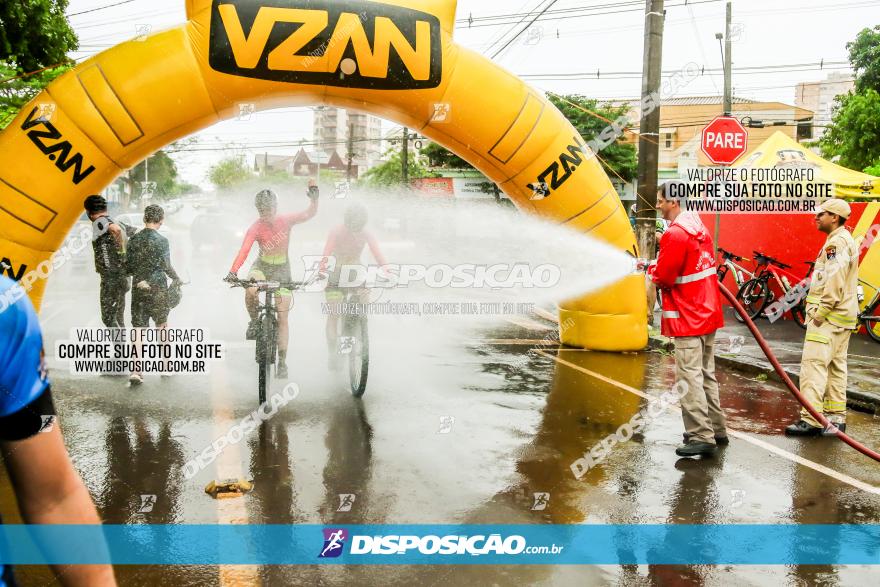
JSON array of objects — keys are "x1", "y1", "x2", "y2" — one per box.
[{"x1": 701, "y1": 116, "x2": 748, "y2": 165}]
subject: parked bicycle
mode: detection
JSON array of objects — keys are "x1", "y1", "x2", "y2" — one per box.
[
  {"x1": 858, "y1": 278, "x2": 880, "y2": 343},
  {"x1": 716, "y1": 248, "x2": 758, "y2": 322},
  {"x1": 736, "y1": 251, "x2": 815, "y2": 328},
  {"x1": 716, "y1": 248, "x2": 756, "y2": 288},
  {"x1": 226, "y1": 275, "x2": 319, "y2": 405}
]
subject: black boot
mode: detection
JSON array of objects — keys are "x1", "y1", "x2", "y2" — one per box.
[
  {"x1": 784, "y1": 420, "x2": 822, "y2": 436},
  {"x1": 821, "y1": 422, "x2": 846, "y2": 437},
  {"x1": 683, "y1": 433, "x2": 730, "y2": 445},
  {"x1": 675, "y1": 441, "x2": 717, "y2": 457}
]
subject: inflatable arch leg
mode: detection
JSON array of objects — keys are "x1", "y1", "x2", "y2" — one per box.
[{"x1": 0, "y1": 0, "x2": 647, "y2": 351}]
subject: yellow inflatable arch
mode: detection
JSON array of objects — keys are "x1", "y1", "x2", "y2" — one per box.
[{"x1": 0, "y1": 0, "x2": 647, "y2": 351}]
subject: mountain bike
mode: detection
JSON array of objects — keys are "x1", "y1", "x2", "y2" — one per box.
[
  {"x1": 717, "y1": 248, "x2": 756, "y2": 290},
  {"x1": 858, "y1": 278, "x2": 880, "y2": 343},
  {"x1": 736, "y1": 252, "x2": 814, "y2": 328},
  {"x1": 716, "y1": 248, "x2": 758, "y2": 323},
  {"x1": 227, "y1": 276, "x2": 318, "y2": 406},
  {"x1": 333, "y1": 287, "x2": 371, "y2": 398}
]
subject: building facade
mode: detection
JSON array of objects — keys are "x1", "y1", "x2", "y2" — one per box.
[
  {"x1": 254, "y1": 150, "x2": 351, "y2": 178},
  {"x1": 312, "y1": 107, "x2": 383, "y2": 175},
  {"x1": 620, "y1": 96, "x2": 814, "y2": 179},
  {"x1": 795, "y1": 72, "x2": 855, "y2": 140}
]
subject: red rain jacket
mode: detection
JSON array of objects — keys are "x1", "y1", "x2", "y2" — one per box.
[{"x1": 648, "y1": 212, "x2": 724, "y2": 338}]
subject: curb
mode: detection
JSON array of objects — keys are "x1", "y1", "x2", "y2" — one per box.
[{"x1": 648, "y1": 334, "x2": 880, "y2": 415}]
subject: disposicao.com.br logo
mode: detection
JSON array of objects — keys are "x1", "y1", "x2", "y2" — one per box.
[
  {"x1": 318, "y1": 529, "x2": 564, "y2": 558},
  {"x1": 319, "y1": 528, "x2": 349, "y2": 558}
]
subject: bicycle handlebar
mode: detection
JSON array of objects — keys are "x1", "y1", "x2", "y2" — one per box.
[
  {"x1": 753, "y1": 251, "x2": 791, "y2": 270},
  {"x1": 225, "y1": 274, "x2": 324, "y2": 291},
  {"x1": 718, "y1": 247, "x2": 746, "y2": 262}
]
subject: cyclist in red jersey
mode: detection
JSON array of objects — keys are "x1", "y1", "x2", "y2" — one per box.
[
  {"x1": 225, "y1": 181, "x2": 320, "y2": 378},
  {"x1": 320, "y1": 203, "x2": 389, "y2": 370}
]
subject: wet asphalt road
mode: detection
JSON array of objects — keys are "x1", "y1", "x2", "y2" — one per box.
[{"x1": 3, "y1": 226, "x2": 880, "y2": 586}]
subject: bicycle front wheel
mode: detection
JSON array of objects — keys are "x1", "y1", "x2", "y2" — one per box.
[
  {"x1": 863, "y1": 305, "x2": 880, "y2": 343},
  {"x1": 257, "y1": 314, "x2": 275, "y2": 405},
  {"x1": 348, "y1": 316, "x2": 369, "y2": 398},
  {"x1": 737, "y1": 279, "x2": 770, "y2": 320}
]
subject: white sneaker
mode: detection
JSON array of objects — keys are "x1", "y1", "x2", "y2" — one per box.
[{"x1": 129, "y1": 373, "x2": 144, "y2": 386}]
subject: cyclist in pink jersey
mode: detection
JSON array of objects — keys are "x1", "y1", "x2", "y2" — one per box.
[
  {"x1": 320, "y1": 203, "x2": 389, "y2": 370},
  {"x1": 225, "y1": 182, "x2": 320, "y2": 378}
]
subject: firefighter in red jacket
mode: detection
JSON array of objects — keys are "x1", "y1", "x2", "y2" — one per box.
[{"x1": 648, "y1": 182, "x2": 728, "y2": 457}]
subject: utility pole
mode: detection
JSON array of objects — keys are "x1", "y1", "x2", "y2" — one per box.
[
  {"x1": 347, "y1": 123, "x2": 355, "y2": 182},
  {"x1": 723, "y1": 1, "x2": 733, "y2": 115},
  {"x1": 635, "y1": 0, "x2": 665, "y2": 260},
  {"x1": 401, "y1": 127, "x2": 409, "y2": 186},
  {"x1": 713, "y1": 1, "x2": 733, "y2": 254}
]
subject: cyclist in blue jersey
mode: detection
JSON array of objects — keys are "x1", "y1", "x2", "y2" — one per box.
[{"x1": 0, "y1": 277, "x2": 116, "y2": 586}]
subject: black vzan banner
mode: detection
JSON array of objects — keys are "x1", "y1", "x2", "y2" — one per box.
[{"x1": 209, "y1": 0, "x2": 442, "y2": 89}]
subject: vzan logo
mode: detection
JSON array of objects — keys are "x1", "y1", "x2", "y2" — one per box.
[
  {"x1": 1, "y1": 258, "x2": 27, "y2": 281},
  {"x1": 209, "y1": 0, "x2": 442, "y2": 90},
  {"x1": 528, "y1": 136, "x2": 589, "y2": 199},
  {"x1": 21, "y1": 107, "x2": 95, "y2": 185}
]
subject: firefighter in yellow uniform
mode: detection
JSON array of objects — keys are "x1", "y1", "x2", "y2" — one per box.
[{"x1": 786, "y1": 199, "x2": 859, "y2": 437}]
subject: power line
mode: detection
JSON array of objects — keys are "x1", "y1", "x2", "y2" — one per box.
[
  {"x1": 68, "y1": 0, "x2": 138, "y2": 17},
  {"x1": 519, "y1": 61, "x2": 850, "y2": 80},
  {"x1": 467, "y1": 0, "x2": 645, "y2": 25},
  {"x1": 468, "y1": 0, "x2": 723, "y2": 30},
  {"x1": 482, "y1": 0, "x2": 550, "y2": 56},
  {"x1": 459, "y1": 0, "x2": 878, "y2": 29},
  {"x1": 490, "y1": 0, "x2": 562, "y2": 59}
]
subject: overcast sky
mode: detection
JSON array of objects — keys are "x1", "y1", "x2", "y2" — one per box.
[{"x1": 65, "y1": 0, "x2": 880, "y2": 186}]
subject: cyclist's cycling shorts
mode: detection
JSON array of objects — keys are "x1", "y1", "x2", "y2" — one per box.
[
  {"x1": 248, "y1": 258, "x2": 293, "y2": 297},
  {"x1": 132, "y1": 287, "x2": 170, "y2": 327},
  {"x1": 325, "y1": 286, "x2": 369, "y2": 304}
]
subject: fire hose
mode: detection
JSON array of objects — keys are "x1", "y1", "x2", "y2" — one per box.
[{"x1": 718, "y1": 283, "x2": 880, "y2": 462}]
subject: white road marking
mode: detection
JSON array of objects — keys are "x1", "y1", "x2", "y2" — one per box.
[
  {"x1": 534, "y1": 349, "x2": 880, "y2": 496},
  {"x1": 503, "y1": 316, "x2": 554, "y2": 331},
  {"x1": 211, "y1": 365, "x2": 260, "y2": 586}
]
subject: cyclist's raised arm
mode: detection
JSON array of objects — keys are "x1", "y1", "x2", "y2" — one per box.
[
  {"x1": 283, "y1": 182, "x2": 320, "y2": 227},
  {"x1": 229, "y1": 224, "x2": 257, "y2": 275}
]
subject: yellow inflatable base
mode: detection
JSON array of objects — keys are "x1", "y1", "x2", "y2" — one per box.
[{"x1": 559, "y1": 275, "x2": 649, "y2": 352}]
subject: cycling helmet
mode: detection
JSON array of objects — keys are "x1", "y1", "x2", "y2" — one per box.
[
  {"x1": 344, "y1": 203, "x2": 368, "y2": 232},
  {"x1": 255, "y1": 189, "x2": 278, "y2": 211}
]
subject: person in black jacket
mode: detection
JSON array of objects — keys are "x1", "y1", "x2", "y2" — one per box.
[
  {"x1": 126, "y1": 205, "x2": 181, "y2": 385},
  {"x1": 84, "y1": 195, "x2": 130, "y2": 328}
]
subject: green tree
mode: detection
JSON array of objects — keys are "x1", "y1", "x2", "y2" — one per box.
[
  {"x1": 547, "y1": 93, "x2": 638, "y2": 182},
  {"x1": 360, "y1": 145, "x2": 437, "y2": 188},
  {"x1": 209, "y1": 155, "x2": 253, "y2": 189},
  {"x1": 821, "y1": 90, "x2": 880, "y2": 172},
  {"x1": 128, "y1": 151, "x2": 180, "y2": 201},
  {"x1": 0, "y1": 0, "x2": 78, "y2": 128},
  {"x1": 821, "y1": 26, "x2": 880, "y2": 171},
  {"x1": 0, "y1": 62, "x2": 70, "y2": 128},
  {"x1": 0, "y1": 0, "x2": 77, "y2": 72},
  {"x1": 422, "y1": 141, "x2": 473, "y2": 169},
  {"x1": 847, "y1": 25, "x2": 880, "y2": 94}
]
